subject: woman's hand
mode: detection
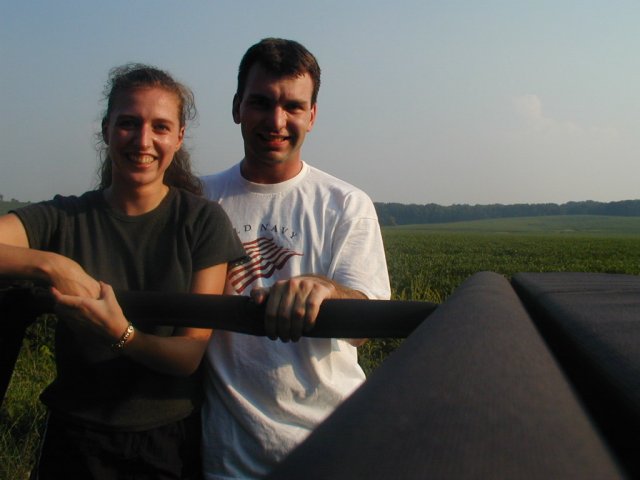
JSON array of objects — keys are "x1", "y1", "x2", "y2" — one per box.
[
  {"x1": 52, "y1": 281, "x2": 128, "y2": 342},
  {"x1": 47, "y1": 254, "x2": 101, "y2": 299}
]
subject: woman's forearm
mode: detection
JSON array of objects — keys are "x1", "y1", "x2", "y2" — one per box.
[{"x1": 0, "y1": 243, "x2": 60, "y2": 282}]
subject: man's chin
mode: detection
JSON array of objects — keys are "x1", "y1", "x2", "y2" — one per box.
[{"x1": 257, "y1": 155, "x2": 288, "y2": 166}]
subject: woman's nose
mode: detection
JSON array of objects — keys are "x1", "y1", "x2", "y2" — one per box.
[{"x1": 135, "y1": 124, "x2": 153, "y2": 148}]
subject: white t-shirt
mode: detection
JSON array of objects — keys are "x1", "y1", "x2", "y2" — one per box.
[{"x1": 201, "y1": 162, "x2": 391, "y2": 479}]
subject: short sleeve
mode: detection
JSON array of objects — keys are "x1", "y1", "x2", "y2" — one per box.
[
  {"x1": 190, "y1": 201, "x2": 247, "y2": 272},
  {"x1": 328, "y1": 192, "x2": 391, "y2": 300},
  {"x1": 12, "y1": 196, "x2": 67, "y2": 251}
]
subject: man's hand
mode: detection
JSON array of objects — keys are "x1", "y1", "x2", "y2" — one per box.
[
  {"x1": 251, "y1": 275, "x2": 335, "y2": 342},
  {"x1": 251, "y1": 275, "x2": 366, "y2": 343}
]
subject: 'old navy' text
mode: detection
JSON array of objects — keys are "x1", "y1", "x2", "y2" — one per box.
[{"x1": 238, "y1": 223, "x2": 298, "y2": 240}]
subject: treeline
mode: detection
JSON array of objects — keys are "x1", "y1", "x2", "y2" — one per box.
[
  {"x1": 375, "y1": 200, "x2": 640, "y2": 226},
  {"x1": 0, "y1": 199, "x2": 29, "y2": 216},
  {"x1": 5, "y1": 198, "x2": 640, "y2": 227}
]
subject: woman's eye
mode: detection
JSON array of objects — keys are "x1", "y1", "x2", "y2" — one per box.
[{"x1": 117, "y1": 119, "x2": 136, "y2": 129}]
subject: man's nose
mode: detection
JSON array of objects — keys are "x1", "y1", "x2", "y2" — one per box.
[{"x1": 267, "y1": 106, "x2": 287, "y2": 130}]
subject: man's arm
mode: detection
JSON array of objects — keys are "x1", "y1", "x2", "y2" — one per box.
[
  {"x1": 250, "y1": 274, "x2": 367, "y2": 344},
  {"x1": 250, "y1": 193, "x2": 390, "y2": 345}
]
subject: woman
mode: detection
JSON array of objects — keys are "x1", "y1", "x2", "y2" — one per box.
[{"x1": 0, "y1": 64, "x2": 245, "y2": 479}]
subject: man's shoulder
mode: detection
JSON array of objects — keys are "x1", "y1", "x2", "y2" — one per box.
[
  {"x1": 201, "y1": 164, "x2": 240, "y2": 200},
  {"x1": 201, "y1": 164, "x2": 238, "y2": 184},
  {"x1": 305, "y1": 164, "x2": 374, "y2": 204}
]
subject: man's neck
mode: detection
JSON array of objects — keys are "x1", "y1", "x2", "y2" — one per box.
[{"x1": 240, "y1": 158, "x2": 303, "y2": 184}]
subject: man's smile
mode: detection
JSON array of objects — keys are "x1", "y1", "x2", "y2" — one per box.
[{"x1": 259, "y1": 133, "x2": 289, "y2": 148}]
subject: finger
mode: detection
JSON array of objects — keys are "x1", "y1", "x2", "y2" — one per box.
[
  {"x1": 51, "y1": 286, "x2": 80, "y2": 308},
  {"x1": 303, "y1": 293, "x2": 322, "y2": 334},
  {"x1": 250, "y1": 286, "x2": 270, "y2": 306},
  {"x1": 80, "y1": 278, "x2": 101, "y2": 299},
  {"x1": 264, "y1": 287, "x2": 284, "y2": 341},
  {"x1": 99, "y1": 281, "x2": 116, "y2": 302},
  {"x1": 265, "y1": 281, "x2": 298, "y2": 342},
  {"x1": 50, "y1": 286, "x2": 63, "y2": 301},
  {"x1": 290, "y1": 279, "x2": 325, "y2": 336},
  {"x1": 51, "y1": 289, "x2": 88, "y2": 322},
  {"x1": 89, "y1": 278, "x2": 101, "y2": 298},
  {"x1": 289, "y1": 292, "x2": 308, "y2": 342},
  {"x1": 276, "y1": 286, "x2": 303, "y2": 342}
]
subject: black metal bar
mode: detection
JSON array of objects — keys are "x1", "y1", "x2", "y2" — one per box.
[
  {"x1": 0, "y1": 286, "x2": 438, "y2": 408},
  {"x1": 116, "y1": 290, "x2": 437, "y2": 338},
  {"x1": 266, "y1": 272, "x2": 625, "y2": 480},
  {"x1": 0, "y1": 286, "x2": 55, "y2": 406}
]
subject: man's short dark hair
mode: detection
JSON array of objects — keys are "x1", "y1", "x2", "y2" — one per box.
[{"x1": 237, "y1": 38, "x2": 321, "y2": 105}]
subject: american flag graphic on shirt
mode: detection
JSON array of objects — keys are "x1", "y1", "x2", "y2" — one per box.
[{"x1": 228, "y1": 237, "x2": 303, "y2": 293}]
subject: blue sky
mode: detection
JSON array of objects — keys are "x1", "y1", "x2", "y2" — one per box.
[{"x1": 2, "y1": 1, "x2": 639, "y2": 205}]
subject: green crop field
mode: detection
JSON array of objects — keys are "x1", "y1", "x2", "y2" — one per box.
[
  {"x1": 391, "y1": 215, "x2": 640, "y2": 235},
  {"x1": 357, "y1": 216, "x2": 640, "y2": 375},
  {"x1": 384, "y1": 216, "x2": 640, "y2": 298},
  {"x1": 2, "y1": 215, "x2": 640, "y2": 479},
  {"x1": 0, "y1": 200, "x2": 29, "y2": 216}
]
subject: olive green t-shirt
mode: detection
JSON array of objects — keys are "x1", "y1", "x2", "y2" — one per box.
[{"x1": 14, "y1": 188, "x2": 245, "y2": 431}]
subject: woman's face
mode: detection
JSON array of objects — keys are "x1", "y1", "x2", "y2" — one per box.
[{"x1": 103, "y1": 87, "x2": 184, "y2": 192}]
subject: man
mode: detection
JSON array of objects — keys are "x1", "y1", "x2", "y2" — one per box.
[{"x1": 201, "y1": 38, "x2": 391, "y2": 479}]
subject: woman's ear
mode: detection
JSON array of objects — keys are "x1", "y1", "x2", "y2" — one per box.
[
  {"x1": 176, "y1": 126, "x2": 185, "y2": 151},
  {"x1": 101, "y1": 118, "x2": 109, "y2": 145}
]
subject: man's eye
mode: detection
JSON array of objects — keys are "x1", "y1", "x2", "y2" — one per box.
[
  {"x1": 249, "y1": 98, "x2": 270, "y2": 109},
  {"x1": 155, "y1": 124, "x2": 170, "y2": 132}
]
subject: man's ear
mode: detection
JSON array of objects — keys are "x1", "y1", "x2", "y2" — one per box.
[
  {"x1": 232, "y1": 94, "x2": 241, "y2": 124},
  {"x1": 307, "y1": 103, "x2": 318, "y2": 132}
]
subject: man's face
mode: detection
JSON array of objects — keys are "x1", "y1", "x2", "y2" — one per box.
[{"x1": 233, "y1": 64, "x2": 317, "y2": 182}]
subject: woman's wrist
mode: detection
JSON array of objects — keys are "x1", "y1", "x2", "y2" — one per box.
[
  {"x1": 32, "y1": 250, "x2": 60, "y2": 283},
  {"x1": 111, "y1": 322, "x2": 135, "y2": 352}
]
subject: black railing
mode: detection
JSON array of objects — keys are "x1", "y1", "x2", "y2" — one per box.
[{"x1": 0, "y1": 285, "x2": 437, "y2": 406}]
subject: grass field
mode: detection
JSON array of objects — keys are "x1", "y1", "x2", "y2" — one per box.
[
  {"x1": 2, "y1": 215, "x2": 640, "y2": 479},
  {"x1": 384, "y1": 215, "x2": 640, "y2": 298},
  {"x1": 391, "y1": 215, "x2": 640, "y2": 235},
  {"x1": 360, "y1": 216, "x2": 640, "y2": 373},
  {"x1": 0, "y1": 200, "x2": 29, "y2": 216}
]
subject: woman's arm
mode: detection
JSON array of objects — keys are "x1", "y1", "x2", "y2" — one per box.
[
  {"x1": 0, "y1": 213, "x2": 100, "y2": 297},
  {"x1": 52, "y1": 263, "x2": 228, "y2": 376}
]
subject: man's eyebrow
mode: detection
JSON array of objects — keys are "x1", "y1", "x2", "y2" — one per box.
[
  {"x1": 245, "y1": 92, "x2": 309, "y2": 108},
  {"x1": 286, "y1": 99, "x2": 306, "y2": 107}
]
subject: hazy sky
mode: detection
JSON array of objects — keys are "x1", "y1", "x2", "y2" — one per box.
[{"x1": 2, "y1": 1, "x2": 639, "y2": 205}]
